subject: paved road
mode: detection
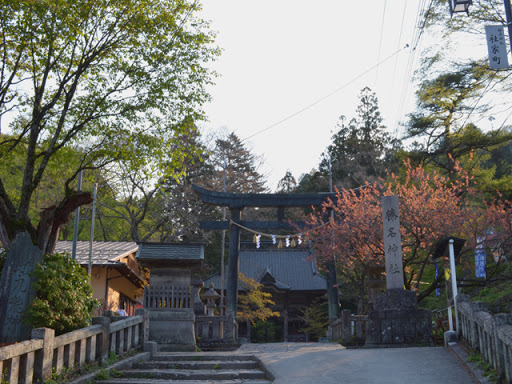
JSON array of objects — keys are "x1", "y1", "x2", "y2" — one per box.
[{"x1": 237, "y1": 343, "x2": 478, "y2": 384}]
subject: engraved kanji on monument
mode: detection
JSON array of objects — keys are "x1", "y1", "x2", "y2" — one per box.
[{"x1": 381, "y1": 195, "x2": 404, "y2": 290}]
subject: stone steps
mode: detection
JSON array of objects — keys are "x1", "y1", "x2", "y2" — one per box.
[
  {"x1": 98, "y1": 380, "x2": 271, "y2": 384},
  {"x1": 152, "y1": 353, "x2": 255, "y2": 361},
  {"x1": 98, "y1": 352, "x2": 272, "y2": 384},
  {"x1": 132, "y1": 360, "x2": 260, "y2": 370}
]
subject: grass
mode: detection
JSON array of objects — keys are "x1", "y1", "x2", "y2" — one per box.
[
  {"x1": 472, "y1": 283, "x2": 512, "y2": 313},
  {"x1": 467, "y1": 352, "x2": 498, "y2": 383},
  {"x1": 94, "y1": 368, "x2": 124, "y2": 381}
]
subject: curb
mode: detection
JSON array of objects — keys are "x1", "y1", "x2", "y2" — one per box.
[
  {"x1": 447, "y1": 342, "x2": 492, "y2": 384},
  {"x1": 252, "y1": 354, "x2": 276, "y2": 383}
]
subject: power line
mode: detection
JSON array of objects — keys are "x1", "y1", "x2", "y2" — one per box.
[
  {"x1": 375, "y1": 0, "x2": 388, "y2": 86},
  {"x1": 242, "y1": 44, "x2": 410, "y2": 142},
  {"x1": 394, "y1": 0, "x2": 431, "y2": 138},
  {"x1": 391, "y1": 0, "x2": 409, "y2": 138}
]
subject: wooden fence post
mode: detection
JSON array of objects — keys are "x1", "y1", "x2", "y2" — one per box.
[{"x1": 31, "y1": 328, "x2": 54, "y2": 382}]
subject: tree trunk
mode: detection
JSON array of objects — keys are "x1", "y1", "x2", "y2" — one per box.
[
  {"x1": 0, "y1": 191, "x2": 92, "y2": 342},
  {"x1": 0, "y1": 232, "x2": 43, "y2": 342}
]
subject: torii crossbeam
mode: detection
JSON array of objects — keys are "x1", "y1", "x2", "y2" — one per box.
[{"x1": 193, "y1": 185, "x2": 338, "y2": 318}]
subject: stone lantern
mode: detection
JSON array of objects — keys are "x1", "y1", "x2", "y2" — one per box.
[{"x1": 203, "y1": 283, "x2": 221, "y2": 316}]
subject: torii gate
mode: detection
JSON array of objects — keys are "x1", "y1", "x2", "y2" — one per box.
[{"x1": 193, "y1": 185, "x2": 340, "y2": 321}]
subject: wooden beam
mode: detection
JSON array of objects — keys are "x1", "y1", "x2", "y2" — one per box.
[{"x1": 193, "y1": 184, "x2": 336, "y2": 208}]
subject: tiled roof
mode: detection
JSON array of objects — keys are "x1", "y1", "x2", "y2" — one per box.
[
  {"x1": 136, "y1": 243, "x2": 204, "y2": 261},
  {"x1": 54, "y1": 241, "x2": 138, "y2": 265},
  {"x1": 205, "y1": 250, "x2": 326, "y2": 291}
]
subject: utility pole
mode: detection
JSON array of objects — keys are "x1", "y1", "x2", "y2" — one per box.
[
  {"x1": 72, "y1": 170, "x2": 83, "y2": 260},
  {"x1": 220, "y1": 158, "x2": 227, "y2": 316},
  {"x1": 88, "y1": 183, "x2": 97, "y2": 276},
  {"x1": 504, "y1": 0, "x2": 512, "y2": 55}
]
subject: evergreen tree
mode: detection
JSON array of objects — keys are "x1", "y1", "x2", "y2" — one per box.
[
  {"x1": 276, "y1": 171, "x2": 297, "y2": 193},
  {"x1": 210, "y1": 132, "x2": 267, "y2": 194},
  {"x1": 320, "y1": 87, "x2": 400, "y2": 189}
]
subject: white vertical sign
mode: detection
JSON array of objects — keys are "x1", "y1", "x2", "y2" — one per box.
[{"x1": 485, "y1": 25, "x2": 509, "y2": 70}]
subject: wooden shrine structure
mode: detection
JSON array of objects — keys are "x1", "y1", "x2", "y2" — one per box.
[{"x1": 193, "y1": 185, "x2": 340, "y2": 322}]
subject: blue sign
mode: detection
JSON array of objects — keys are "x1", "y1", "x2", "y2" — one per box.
[{"x1": 475, "y1": 237, "x2": 486, "y2": 278}]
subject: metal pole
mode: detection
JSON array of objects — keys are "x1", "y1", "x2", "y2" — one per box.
[
  {"x1": 448, "y1": 239, "x2": 460, "y2": 331},
  {"x1": 504, "y1": 0, "x2": 512, "y2": 55},
  {"x1": 447, "y1": 305, "x2": 454, "y2": 332},
  {"x1": 220, "y1": 158, "x2": 227, "y2": 316},
  {"x1": 88, "y1": 183, "x2": 97, "y2": 277},
  {"x1": 71, "y1": 170, "x2": 83, "y2": 260}
]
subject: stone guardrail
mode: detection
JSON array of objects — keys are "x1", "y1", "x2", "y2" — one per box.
[
  {"x1": 457, "y1": 294, "x2": 512, "y2": 383},
  {"x1": 330, "y1": 309, "x2": 368, "y2": 344},
  {"x1": 0, "y1": 308, "x2": 149, "y2": 383}
]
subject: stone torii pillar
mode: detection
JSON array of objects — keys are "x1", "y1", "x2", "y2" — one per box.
[{"x1": 227, "y1": 207, "x2": 241, "y2": 314}]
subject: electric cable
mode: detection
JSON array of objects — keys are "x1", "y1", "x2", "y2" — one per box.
[
  {"x1": 375, "y1": 0, "x2": 388, "y2": 86},
  {"x1": 242, "y1": 44, "x2": 410, "y2": 142}
]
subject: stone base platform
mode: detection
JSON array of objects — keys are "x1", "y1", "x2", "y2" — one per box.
[
  {"x1": 365, "y1": 289, "x2": 433, "y2": 347},
  {"x1": 148, "y1": 309, "x2": 196, "y2": 352}
]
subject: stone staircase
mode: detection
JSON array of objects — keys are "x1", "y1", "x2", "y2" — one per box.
[{"x1": 98, "y1": 352, "x2": 273, "y2": 384}]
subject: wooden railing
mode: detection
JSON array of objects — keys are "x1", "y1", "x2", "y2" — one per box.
[
  {"x1": 144, "y1": 284, "x2": 192, "y2": 309},
  {"x1": 0, "y1": 308, "x2": 149, "y2": 383},
  {"x1": 330, "y1": 310, "x2": 368, "y2": 344},
  {"x1": 457, "y1": 294, "x2": 512, "y2": 383}
]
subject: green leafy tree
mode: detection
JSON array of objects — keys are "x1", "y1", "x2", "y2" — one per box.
[
  {"x1": 0, "y1": 0, "x2": 219, "y2": 342},
  {"x1": 299, "y1": 298, "x2": 329, "y2": 341},
  {"x1": 0, "y1": 0, "x2": 219, "y2": 253},
  {"x1": 406, "y1": 64, "x2": 493, "y2": 165},
  {"x1": 404, "y1": 64, "x2": 512, "y2": 196},
  {"x1": 26, "y1": 252, "x2": 100, "y2": 335}
]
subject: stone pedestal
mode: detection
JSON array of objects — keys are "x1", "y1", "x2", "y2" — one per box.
[
  {"x1": 365, "y1": 289, "x2": 433, "y2": 347},
  {"x1": 149, "y1": 309, "x2": 196, "y2": 352}
]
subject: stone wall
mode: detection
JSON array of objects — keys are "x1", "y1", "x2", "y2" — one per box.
[{"x1": 365, "y1": 289, "x2": 433, "y2": 347}]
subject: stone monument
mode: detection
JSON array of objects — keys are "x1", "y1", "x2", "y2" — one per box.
[
  {"x1": 365, "y1": 196, "x2": 433, "y2": 347},
  {"x1": 136, "y1": 243, "x2": 204, "y2": 352}
]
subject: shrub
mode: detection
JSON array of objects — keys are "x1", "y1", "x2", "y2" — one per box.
[{"x1": 25, "y1": 252, "x2": 100, "y2": 334}]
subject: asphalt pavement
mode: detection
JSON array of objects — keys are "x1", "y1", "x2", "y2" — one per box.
[{"x1": 236, "y1": 342, "x2": 479, "y2": 384}]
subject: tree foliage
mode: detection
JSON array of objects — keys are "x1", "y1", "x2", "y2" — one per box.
[
  {"x1": 0, "y1": 0, "x2": 219, "y2": 252},
  {"x1": 237, "y1": 272, "x2": 280, "y2": 326},
  {"x1": 276, "y1": 171, "x2": 297, "y2": 193},
  {"x1": 307, "y1": 159, "x2": 512, "y2": 311},
  {"x1": 25, "y1": 252, "x2": 100, "y2": 335},
  {"x1": 299, "y1": 298, "x2": 329, "y2": 341},
  {"x1": 209, "y1": 132, "x2": 267, "y2": 194},
  {"x1": 298, "y1": 87, "x2": 400, "y2": 193}
]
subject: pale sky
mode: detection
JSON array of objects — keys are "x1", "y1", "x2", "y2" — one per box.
[{"x1": 197, "y1": 1, "x2": 494, "y2": 190}]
